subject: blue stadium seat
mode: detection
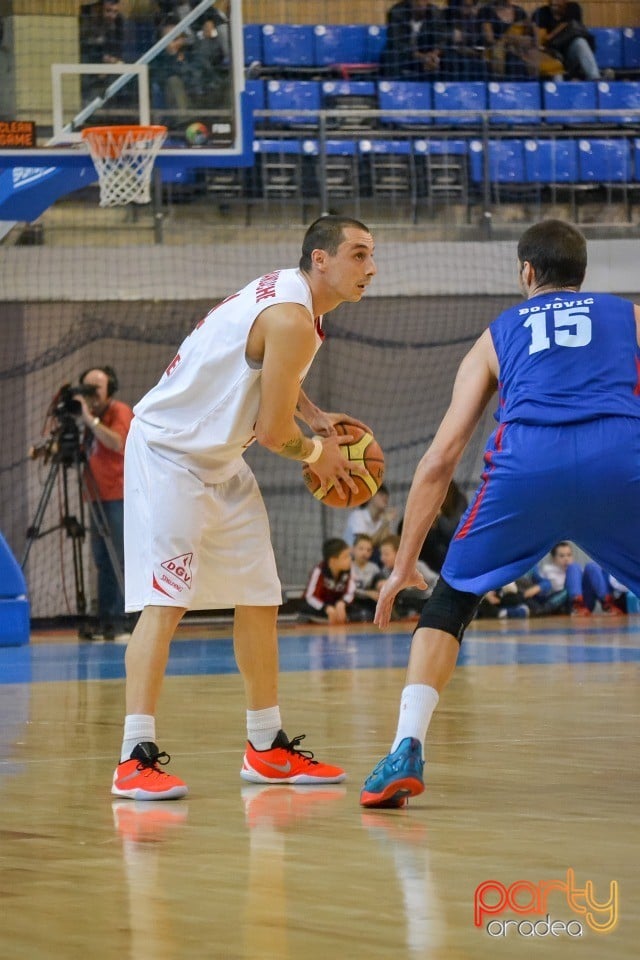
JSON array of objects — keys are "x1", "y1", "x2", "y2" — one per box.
[
  {"x1": 591, "y1": 28, "x2": 623, "y2": 70},
  {"x1": 359, "y1": 138, "x2": 418, "y2": 220},
  {"x1": 322, "y1": 140, "x2": 361, "y2": 211},
  {"x1": 261, "y1": 25, "x2": 315, "y2": 68},
  {"x1": 432, "y1": 82, "x2": 486, "y2": 126},
  {"x1": 622, "y1": 28, "x2": 640, "y2": 70},
  {"x1": 488, "y1": 82, "x2": 542, "y2": 125},
  {"x1": 469, "y1": 139, "x2": 526, "y2": 184},
  {"x1": 578, "y1": 138, "x2": 631, "y2": 182},
  {"x1": 597, "y1": 81, "x2": 640, "y2": 125},
  {"x1": 313, "y1": 25, "x2": 370, "y2": 66},
  {"x1": 254, "y1": 138, "x2": 317, "y2": 220},
  {"x1": 322, "y1": 80, "x2": 378, "y2": 130},
  {"x1": 322, "y1": 80, "x2": 377, "y2": 103},
  {"x1": 523, "y1": 139, "x2": 578, "y2": 183},
  {"x1": 255, "y1": 139, "x2": 306, "y2": 155},
  {"x1": 359, "y1": 138, "x2": 413, "y2": 158},
  {"x1": 266, "y1": 80, "x2": 321, "y2": 127},
  {"x1": 367, "y1": 25, "x2": 388, "y2": 63},
  {"x1": 542, "y1": 81, "x2": 597, "y2": 125},
  {"x1": 413, "y1": 139, "x2": 468, "y2": 158},
  {"x1": 630, "y1": 138, "x2": 640, "y2": 216},
  {"x1": 243, "y1": 24, "x2": 263, "y2": 66},
  {"x1": 413, "y1": 139, "x2": 469, "y2": 212},
  {"x1": 244, "y1": 79, "x2": 266, "y2": 112},
  {"x1": 576, "y1": 137, "x2": 631, "y2": 220},
  {"x1": 377, "y1": 81, "x2": 432, "y2": 127}
]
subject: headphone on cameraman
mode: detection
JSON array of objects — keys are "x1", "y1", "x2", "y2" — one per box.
[{"x1": 79, "y1": 365, "x2": 119, "y2": 397}]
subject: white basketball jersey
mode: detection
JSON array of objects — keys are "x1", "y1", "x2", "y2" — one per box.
[{"x1": 133, "y1": 268, "x2": 325, "y2": 482}]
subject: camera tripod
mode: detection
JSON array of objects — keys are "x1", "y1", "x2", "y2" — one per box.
[{"x1": 21, "y1": 421, "x2": 124, "y2": 618}]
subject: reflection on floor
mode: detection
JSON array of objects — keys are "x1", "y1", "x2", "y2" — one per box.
[{"x1": 0, "y1": 617, "x2": 638, "y2": 960}]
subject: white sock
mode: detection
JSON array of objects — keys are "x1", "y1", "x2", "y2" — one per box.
[
  {"x1": 247, "y1": 706, "x2": 282, "y2": 750},
  {"x1": 391, "y1": 685, "x2": 439, "y2": 753},
  {"x1": 121, "y1": 714, "x2": 156, "y2": 762}
]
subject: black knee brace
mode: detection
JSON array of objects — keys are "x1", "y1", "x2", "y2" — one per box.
[{"x1": 417, "y1": 576, "x2": 481, "y2": 644}]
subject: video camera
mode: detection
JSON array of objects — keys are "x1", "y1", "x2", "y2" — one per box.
[
  {"x1": 29, "y1": 382, "x2": 98, "y2": 466},
  {"x1": 51, "y1": 382, "x2": 98, "y2": 420}
]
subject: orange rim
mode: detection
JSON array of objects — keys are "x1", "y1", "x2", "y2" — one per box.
[{"x1": 81, "y1": 125, "x2": 167, "y2": 159}]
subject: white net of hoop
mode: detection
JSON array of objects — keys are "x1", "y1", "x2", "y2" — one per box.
[{"x1": 82, "y1": 126, "x2": 167, "y2": 207}]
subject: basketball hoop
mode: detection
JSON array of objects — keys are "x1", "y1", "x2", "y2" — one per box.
[{"x1": 81, "y1": 125, "x2": 167, "y2": 207}]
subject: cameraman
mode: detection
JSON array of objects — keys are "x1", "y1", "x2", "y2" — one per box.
[{"x1": 74, "y1": 366, "x2": 133, "y2": 641}]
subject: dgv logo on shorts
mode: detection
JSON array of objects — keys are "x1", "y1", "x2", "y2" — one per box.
[{"x1": 157, "y1": 553, "x2": 194, "y2": 593}]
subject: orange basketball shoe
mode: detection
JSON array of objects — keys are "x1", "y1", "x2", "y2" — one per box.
[
  {"x1": 241, "y1": 730, "x2": 346, "y2": 784},
  {"x1": 112, "y1": 742, "x2": 188, "y2": 800}
]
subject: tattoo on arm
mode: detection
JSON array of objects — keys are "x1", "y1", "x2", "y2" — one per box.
[{"x1": 280, "y1": 436, "x2": 307, "y2": 460}]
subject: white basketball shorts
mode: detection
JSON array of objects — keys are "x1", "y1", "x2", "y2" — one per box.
[{"x1": 124, "y1": 420, "x2": 282, "y2": 611}]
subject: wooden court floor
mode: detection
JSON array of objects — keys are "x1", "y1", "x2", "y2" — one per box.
[{"x1": 1, "y1": 616, "x2": 639, "y2": 960}]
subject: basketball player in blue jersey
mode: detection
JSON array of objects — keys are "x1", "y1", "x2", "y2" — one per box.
[{"x1": 360, "y1": 218, "x2": 640, "y2": 808}]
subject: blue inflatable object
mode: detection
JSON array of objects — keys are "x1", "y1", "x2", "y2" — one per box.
[{"x1": 0, "y1": 533, "x2": 30, "y2": 646}]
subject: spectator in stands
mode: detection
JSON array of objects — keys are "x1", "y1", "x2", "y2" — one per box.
[
  {"x1": 380, "y1": 0, "x2": 448, "y2": 79},
  {"x1": 74, "y1": 366, "x2": 133, "y2": 642},
  {"x1": 477, "y1": 581, "x2": 529, "y2": 618},
  {"x1": 344, "y1": 485, "x2": 398, "y2": 557},
  {"x1": 577, "y1": 562, "x2": 627, "y2": 615},
  {"x1": 150, "y1": 21, "x2": 193, "y2": 121},
  {"x1": 532, "y1": 0, "x2": 600, "y2": 80},
  {"x1": 478, "y1": 0, "x2": 538, "y2": 79},
  {"x1": 80, "y1": 0, "x2": 125, "y2": 65},
  {"x1": 120, "y1": 0, "x2": 160, "y2": 61},
  {"x1": 188, "y1": 11, "x2": 230, "y2": 109},
  {"x1": 512, "y1": 566, "x2": 565, "y2": 615},
  {"x1": 399, "y1": 478, "x2": 468, "y2": 573},
  {"x1": 442, "y1": 0, "x2": 490, "y2": 80},
  {"x1": 191, "y1": 0, "x2": 230, "y2": 60},
  {"x1": 376, "y1": 535, "x2": 437, "y2": 618},
  {"x1": 538, "y1": 540, "x2": 588, "y2": 615},
  {"x1": 350, "y1": 533, "x2": 381, "y2": 621},
  {"x1": 151, "y1": 14, "x2": 230, "y2": 125},
  {"x1": 301, "y1": 538, "x2": 356, "y2": 625}
]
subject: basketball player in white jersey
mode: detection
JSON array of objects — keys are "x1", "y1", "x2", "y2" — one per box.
[{"x1": 112, "y1": 216, "x2": 377, "y2": 800}]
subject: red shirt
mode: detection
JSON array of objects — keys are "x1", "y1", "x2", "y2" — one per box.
[
  {"x1": 303, "y1": 561, "x2": 355, "y2": 611},
  {"x1": 84, "y1": 399, "x2": 133, "y2": 501}
]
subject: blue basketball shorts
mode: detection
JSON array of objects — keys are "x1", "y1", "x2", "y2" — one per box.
[{"x1": 441, "y1": 416, "x2": 640, "y2": 597}]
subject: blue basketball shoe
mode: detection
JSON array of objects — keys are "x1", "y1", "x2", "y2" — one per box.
[{"x1": 360, "y1": 738, "x2": 425, "y2": 808}]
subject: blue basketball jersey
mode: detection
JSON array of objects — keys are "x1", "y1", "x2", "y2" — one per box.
[{"x1": 490, "y1": 292, "x2": 640, "y2": 425}]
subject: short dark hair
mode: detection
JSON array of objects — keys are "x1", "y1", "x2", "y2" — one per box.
[
  {"x1": 299, "y1": 215, "x2": 370, "y2": 272},
  {"x1": 551, "y1": 540, "x2": 571, "y2": 558},
  {"x1": 322, "y1": 537, "x2": 349, "y2": 562},
  {"x1": 517, "y1": 220, "x2": 587, "y2": 290},
  {"x1": 380, "y1": 534, "x2": 400, "y2": 551},
  {"x1": 353, "y1": 533, "x2": 373, "y2": 545}
]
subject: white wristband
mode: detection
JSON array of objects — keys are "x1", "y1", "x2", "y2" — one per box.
[{"x1": 304, "y1": 436, "x2": 323, "y2": 464}]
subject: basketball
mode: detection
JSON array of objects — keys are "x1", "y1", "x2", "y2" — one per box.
[
  {"x1": 302, "y1": 422, "x2": 385, "y2": 508},
  {"x1": 185, "y1": 122, "x2": 209, "y2": 147}
]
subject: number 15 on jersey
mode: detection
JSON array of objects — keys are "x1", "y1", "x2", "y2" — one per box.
[{"x1": 524, "y1": 307, "x2": 593, "y2": 355}]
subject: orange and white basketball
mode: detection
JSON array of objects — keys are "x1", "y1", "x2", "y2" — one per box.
[{"x1": 302, "y1": 422, "x2": 385, "y2": 508}]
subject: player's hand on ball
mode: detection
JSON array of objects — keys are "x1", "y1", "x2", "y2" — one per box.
[
  {"x1": 304, "y1": 409, "x2": 373, "y2": 438},
  {"x1": 308, "y1": 433, "x2": 361, "y2": 500},
  {"x1": 302, "y1": 422, "x2": 385, "y2": 508},
  {"x1": 325, "y1": 411, "x2": 374, "y2": 436}
]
